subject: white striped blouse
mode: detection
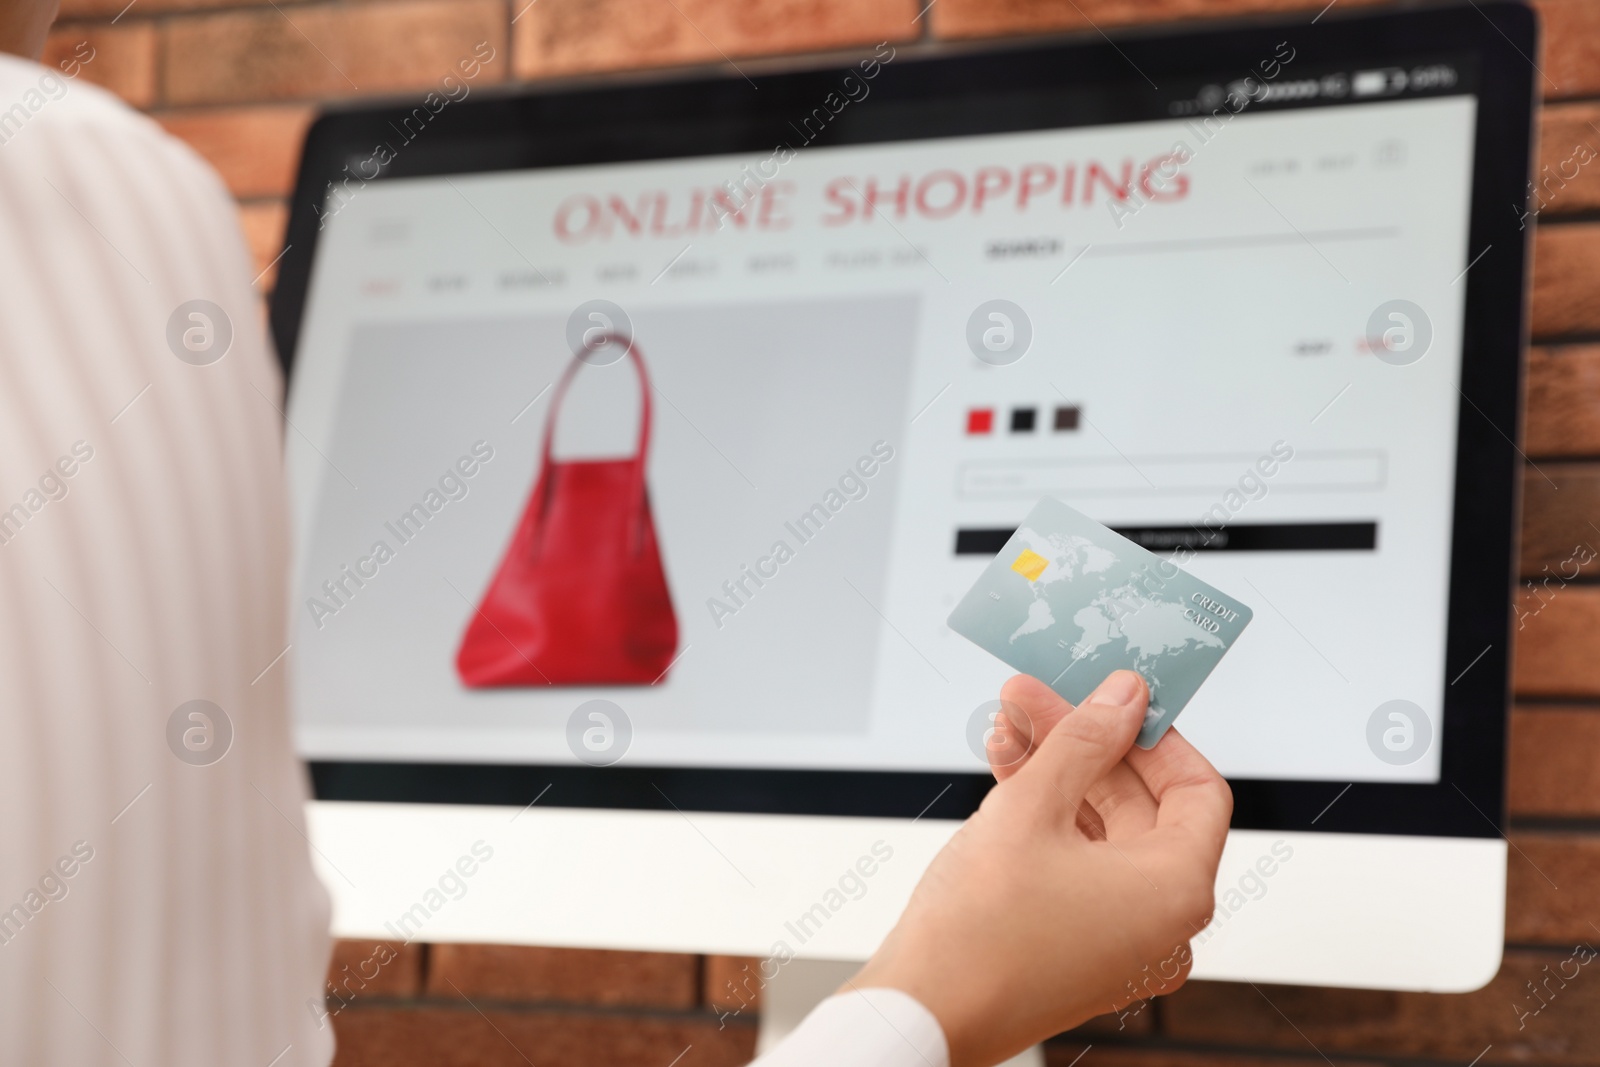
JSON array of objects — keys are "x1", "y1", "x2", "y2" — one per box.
[{"x1": 0, "y1": 52, "x2": 333, "y2": 1067}]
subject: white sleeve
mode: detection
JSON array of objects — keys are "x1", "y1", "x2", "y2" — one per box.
[{"x1": 751, "y1": 988, "x2": 950, "y2": 1067}]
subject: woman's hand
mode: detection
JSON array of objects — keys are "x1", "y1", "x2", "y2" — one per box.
[{"x1": 849, "y1": 670, "x2": 1232, "y2": 1067}]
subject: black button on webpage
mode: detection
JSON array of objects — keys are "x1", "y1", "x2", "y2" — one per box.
[{"x1": 954, "y1": 521, "x2": 1379, "y2": 555}]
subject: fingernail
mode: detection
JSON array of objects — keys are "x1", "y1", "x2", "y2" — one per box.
[{"x1": 1089, "y1": 671, "x2": 1143, "y2": 707}]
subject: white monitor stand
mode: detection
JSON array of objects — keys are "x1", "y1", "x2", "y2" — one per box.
[{"x1": 307, "y1": 801, "x2": 1506, "y2": 1007}]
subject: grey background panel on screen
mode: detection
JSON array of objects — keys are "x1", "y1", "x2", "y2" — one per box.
[{"x1": 295, "y1": 294, "x2": 921, "y2": 743}]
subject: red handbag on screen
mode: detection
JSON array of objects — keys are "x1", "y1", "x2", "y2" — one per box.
[{"x1": 456, "y1": 337, "x2": 678, "y2": 687}]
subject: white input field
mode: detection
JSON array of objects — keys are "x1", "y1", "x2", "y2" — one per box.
[{"x1": 958, "y1": 449, "x2": 1386, "y2": 498}]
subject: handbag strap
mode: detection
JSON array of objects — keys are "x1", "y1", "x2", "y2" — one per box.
[{"x1": 532, "y1": 333, "x2": 654, "y2": 552}]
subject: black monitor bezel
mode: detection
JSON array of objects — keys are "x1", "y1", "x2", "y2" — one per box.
[{"x1": 273, "y1": 0, "x2": 1536, "y2": 837}]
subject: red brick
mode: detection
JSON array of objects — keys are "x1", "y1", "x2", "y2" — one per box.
[
  {"x1": 704, "y1": 954, "x2": 763, "y2": 1012},
  {"x1": 1045, "y1": 1044, "x2": 1384, "y2": 1067},
  {"x1": 43, "y1": 22, "x2": 156, "y2": 109},
  {"x1": 329, "y1": 1004, "x2": 755, "y2": 1067},
  {"x1": 158, "y1": 105, "x2": 314, "y2": 200},
  {"x1": 1514, "y1": 586, "x2": 1600, "y2": 699},
  {"x1": 1527, "y1": 346, "x2": 1600, "y2": 457},
  {"x1": 238, "y1": 200, "x2": 288, "y2": 290},
  {"x1": 1510, "y1": 707, "x2": 1600, "y2": 818},
  {"x1": 161, "y1": 0, "x2": 507, "y2": 107},
  {"x1": 1532, "y1": 224, "x2": 1600, "y2": 340},
  {"x1": 1506, "y1": 832, "x2": 1600, "y2": 944},
  {"x1": 1520, "y1": 464, "x2": 1600, "y2": 580},
  {"x1": 1534, "y1": 104, "x2": 1600, "y2": 219},
  {"x1": 511, "y1": 0, "x2": 918, "y2": 81},
  {"x1": 426, "y1": 944, "x2": 699, "y2": 1009},
  {"x1": 695, "y1": 956, "x2": 1150, "y2": 1034},
  {"x1": 1072, "y1": 1003, "x2": 1155, "y2": 1036},
  {"x1": 325, "y1": 939, "x2": 424, "y2": 1001},
  {"x1": 1536, "y1": 0, "x2": 1600, "y2": 100},
  {"x1": 1161, "y1": 949, "x2": 1600, "y2": 1064}
]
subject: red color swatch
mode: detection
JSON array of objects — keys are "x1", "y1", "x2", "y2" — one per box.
[{"x1": 966, "y1": 407, "x2": 994, "y2": 434}]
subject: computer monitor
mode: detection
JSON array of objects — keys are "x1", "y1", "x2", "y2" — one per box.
[{"x1": 274, "y1": 0, "x2": 1535, "y2": 992}]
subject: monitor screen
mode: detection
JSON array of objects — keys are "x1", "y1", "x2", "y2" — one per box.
[{"x1": 286, "y1": 55, "x2": 1479, "y2": 788}]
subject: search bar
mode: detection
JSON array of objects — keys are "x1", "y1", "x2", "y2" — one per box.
[{"x1": 958, "y1": 450, "x2": 1386, "y2": 499}]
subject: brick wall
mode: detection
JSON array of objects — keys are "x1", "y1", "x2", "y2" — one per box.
[{"x1": 43, "y1": 0, "x2": 1600, "y2": 1062}]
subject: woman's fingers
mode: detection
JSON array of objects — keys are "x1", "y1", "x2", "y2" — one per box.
[
  {"x1": 1085, "y1": 761, "x2": 1159, "y2": 839},
  {"x1": 988, "y1": 674, "x2": 1075, "y2": 781},
  {"x1": 990, "y1": 673, "x2": 1159, "y2": 834},
  {"x1": 1126, "y1": 726, "x2": 1233, "y2": 862},
  {"x1": 1018, "y1": 671, "x2": 1148, "y2": 819}
]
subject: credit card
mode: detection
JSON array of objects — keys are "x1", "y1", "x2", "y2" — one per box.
[{"x1": 948, "y1": 496, "x2": 1253, "y2": 748}]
